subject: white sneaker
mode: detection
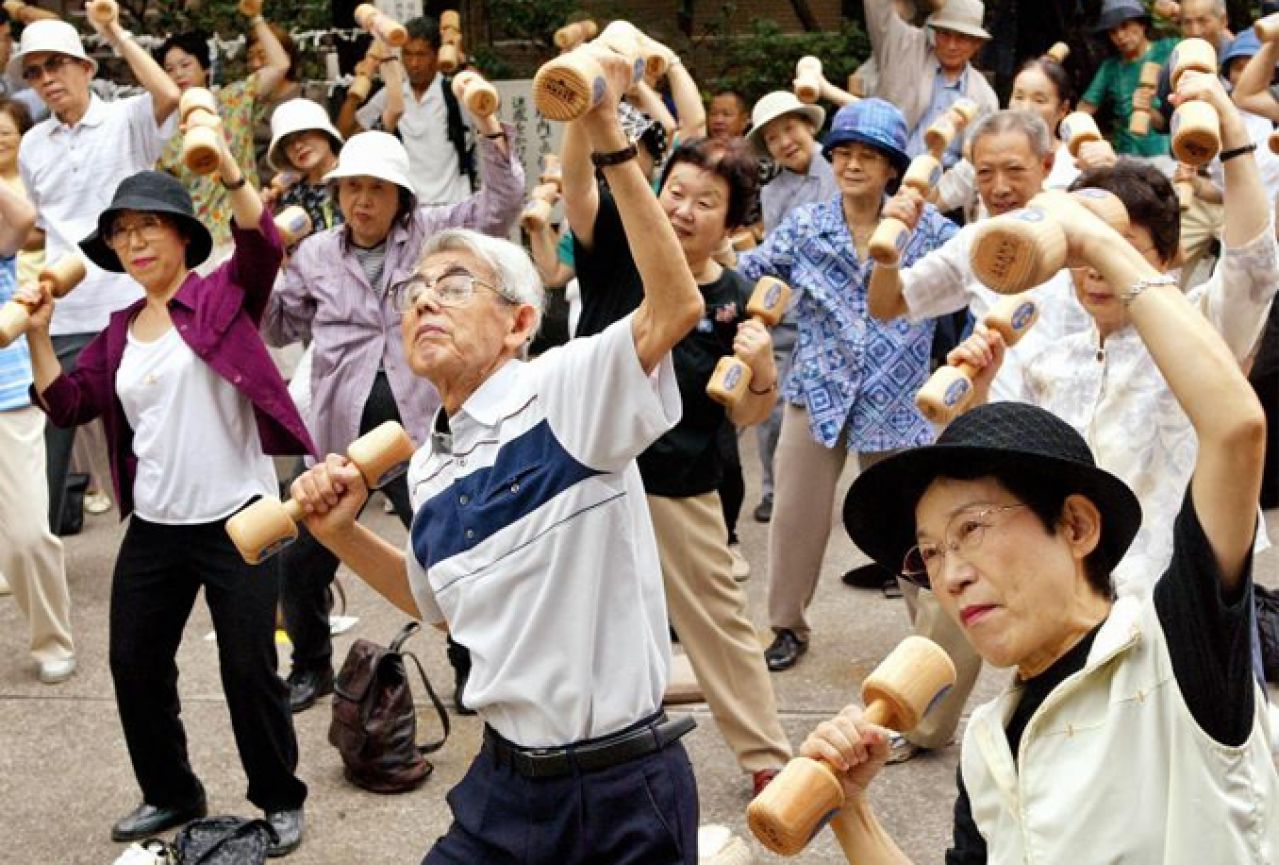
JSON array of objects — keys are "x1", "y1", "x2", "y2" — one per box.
[
  {"x1": 0, "y1": 572, "x2": 10, "y2": 596},
  {"x1": 728, "y1": 543, "x2": 750, "y2": 582},
  {"x1": 38, "y1": 655, "x2": 76, "y2": 684},
  {"x1": 84, "y1": 490, "x2": 113, "y2": 515}
]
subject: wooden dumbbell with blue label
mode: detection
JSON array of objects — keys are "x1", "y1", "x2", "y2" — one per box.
[
  {"x1": 868, "y1": 154, "x2": 943, "y2": 266},
  {"x1": 705, "y1": 277, "x2": 792, "y2": 407}
]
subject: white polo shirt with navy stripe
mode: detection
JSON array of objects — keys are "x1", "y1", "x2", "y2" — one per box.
[{"x1": 405, "y1": 315, "x2": 681, "y2": 748}]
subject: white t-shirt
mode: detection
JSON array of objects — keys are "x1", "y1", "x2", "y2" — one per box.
[
  {"x1": 405, "y1": 315, "x2": 681, "y2": 747},
  {"x1": 20, "y1": 94, "x2": 175, "y2": 336},
  {"x1": 117, "y1": 326, "x2": 276, "y2": 524},
  {"x1": 356, "y1": 75, "x2": 471, "y2": 206}
]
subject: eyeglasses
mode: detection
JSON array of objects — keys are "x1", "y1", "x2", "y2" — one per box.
[
  {"x1": 901, "y1": 504, "x2": 1028, "y2": 587},
  {"x1": 22, "y1": 55, "x2": 76, "y2": 82},
  {"x1": 106, "y1": 215, "x2": 169, "y2": 251},
  {"x1": 390, "y1": 268, "x2": 515, "y2": 312}
]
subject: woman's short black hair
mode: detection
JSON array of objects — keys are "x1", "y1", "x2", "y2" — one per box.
[
  {"x1": 657, "y1": 137, "x2": 760, "y2": 230},
  {"x1": 156, "y1": 31, "x2": 211, "y2": 72},
  {"x1": 1070, "y1": 161, "x2": 1180, "y2": 264},
  {"x1": 1018, "y1": 56, "x2": 1076, "y2": 111},
  {"x1": 0, "y1": 97, "x2": 33, "y2": 137}
]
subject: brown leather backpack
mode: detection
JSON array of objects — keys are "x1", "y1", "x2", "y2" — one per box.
[{"x1": 329, "y1": 621, "x2": 450, "y2": 794}]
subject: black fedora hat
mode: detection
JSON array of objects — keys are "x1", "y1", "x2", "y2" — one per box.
[
  {"x1": 80, "y1": 171, "x2": 213, "y2": 273},
  {"x1": 843, "y1": 402, "x2": 1142, "y2": 577}
]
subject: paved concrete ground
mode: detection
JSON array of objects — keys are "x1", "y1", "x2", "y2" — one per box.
[{"x1": 2, "y1": 435, "x2": 1276, "y2": 864}]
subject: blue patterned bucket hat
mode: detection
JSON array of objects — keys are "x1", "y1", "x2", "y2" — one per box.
[{"x1": 821, "y1": 98, "x2": 911, "y2": 179}]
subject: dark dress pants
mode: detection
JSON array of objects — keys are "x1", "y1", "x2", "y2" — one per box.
[{"x1": 44, "y1": 332, "x2": 94, "y2": 531}]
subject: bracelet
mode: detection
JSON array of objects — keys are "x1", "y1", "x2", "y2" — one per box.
[
  {"x1": 748, "y1": 378, "x2": 778, "y2": 395},
  {"x1": 483, "y1": 130, "x2": 506, "y2": 140},
  {"x1": 590, "y1": 142, "x2": 638, "y2": 168},
  {"x1": 1219, "y1": 142, "x2": 1257, "y2": 162},
  {"x1": 1119, "y1": 273, "x2": 1176, "y2": 307},
  {"x1": 221, "y1": 174, "x2": 247, "y2": 191}
]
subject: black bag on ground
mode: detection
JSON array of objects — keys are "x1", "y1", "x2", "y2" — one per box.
[
  {"x1": 329, "y1": 621, "x2": 450, "y2": 793},
  {"x1": 1256, "y1": 584, "x2": 1279, "y2": 684},
  {"x1": 173, "y1": 816, "x2": 275, "y2": 864}
]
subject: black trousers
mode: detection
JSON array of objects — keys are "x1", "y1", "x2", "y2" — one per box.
[
  {"x1": 110, "y1": 515, "x2": 307, "y2": 813},
  {"x1": 281, "y1": 372, "x2": 413, "y2": 673},
  {"x1": 44, "y1": 332, "x2": 94, "y2": 532},
  {"x1": 716, "y1": 424, "x2": 744, "y2": 545}
]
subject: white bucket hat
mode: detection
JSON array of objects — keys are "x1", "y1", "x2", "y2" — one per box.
[
  {"x1": 745, "y1": 91, "x2": 826, "y2": 156},
  {"x1": 927, "y1": 0, "x2": 991, "y2": 40},
  {"x1": 323, "y1": 131, "x2": 415, "y2": 199},
  {"x1": 267, "y1": 98, "x2": 345, "y2": 172},
  {"x1": 7, "y1": 20, "x2": 98, "y2": 82}
]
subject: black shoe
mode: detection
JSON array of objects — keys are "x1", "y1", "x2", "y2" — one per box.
[
  {"x1": 266, "y1": 807, "x2": 304, "y2": 857},
  {"x1": 753, "y1": 497, "x2": 773, "y2": 523},
  {"x1": 446, "y1": 637, "x2": 477, "y2": 716},
  {"x1": 842, "y1": 562, "x2": 892, "y2": 589},
  {"x1": 287, "y1": 667, "x2": 334, "y2": 714},
  {"x1": 111, "y1": 791, "x2": 208, "y2": 842},
  {"x1": 765, "y1": 629, "x2": 808, "y2": 672}
]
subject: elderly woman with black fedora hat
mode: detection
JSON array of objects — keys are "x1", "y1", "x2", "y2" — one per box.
[
  {"x1": 17, "y1": 136, "x2": 312, "y2": 854},
  {"x1": 798, "y1": 193, "x2": 1276, "y2": 863}
]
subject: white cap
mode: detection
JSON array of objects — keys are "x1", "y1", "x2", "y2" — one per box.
[
  {"x1": 8, "y1": 20, "x2": 98, "y2": 82},
  {"x1": 323, "y1": 130, "x2": 415, "y2": 198},
  {"x1": 927, "y1": 0, "x2": 991, "y2": 40},
  {"x1": 745, "y1": 91, "x2": 826, "y2": 156},
  {"x1": 267, "y1": 98, "x2": 344, "y2": 172}
]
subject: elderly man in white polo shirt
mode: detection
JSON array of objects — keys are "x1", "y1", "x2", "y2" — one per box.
[
  {"x1": 290, "y1": 51, "x2": 704, "y2": 864},
  {"x1": 15, "y1": 18, "x2": 178, "y2": 532}
]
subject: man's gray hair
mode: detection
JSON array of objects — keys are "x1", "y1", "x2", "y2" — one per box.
[
  {"x1": 417, "y1": 228, "x2": 545, "y2": 330},
  {"x1": 967, "y1": 109, "x2": 1054, "y2": 160}
]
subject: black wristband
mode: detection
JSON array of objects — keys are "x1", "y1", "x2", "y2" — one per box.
[
  {"x1": 483, "y1": 130, "x2": 506, "y2": 140},
  {"x1": 590, "y1": 142, "x2": 638, "y2": 168},
  {"x1": 221, "y1": 174, "x2": 247, "y2": 191},
  {"x1": 1219, "y1": 142, "x2": 1257, "y2": 162}
]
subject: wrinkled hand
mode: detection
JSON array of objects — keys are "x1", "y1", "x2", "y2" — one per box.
[
  {"x1": 13, "y1": 280, "x2": 53, "y2": 332},
  {"x1": 733, "y1": 318, "x2": 775, "y2": 385},
  {"x1": 946, "y1": 322, "x2": 1005, "y2": 396},
  {"x1": 1074, "y1": 138, "x2": 1118, "y2": 171},
  {"x1": 290, "y1": 454, "x2": 370, "y2": 542},
  {"x1": 1171, "y1": 69, "x2": 1242, "y2": 140},
  {"x1": 1132, "y1": 86, "x2": 1153, "y2": 112},
  {"x1": 798, "y1": 704, "x2": 893, "y2": 801},
  {"x1": 580, "y1": 44, "x2": 640, "y2": 120},
  {"x1": 880, "y1": 187, "x2": 925, "y2": 233}
]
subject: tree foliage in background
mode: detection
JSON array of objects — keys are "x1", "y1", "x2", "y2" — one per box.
[{"x1": 698, "y1": 14, "x2": 868, "y2": 108}]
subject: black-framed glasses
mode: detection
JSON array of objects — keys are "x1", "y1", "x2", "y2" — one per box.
[
  {"x1": 22, "y1": 55, "x2": 76, "y2": 82},
  {"x1": 390, "y1": 268, "x2": 515, "y2": 312},
  {"x1": 900, "y1": 504, "x2": 1028, "y2": 587},
  {"x1": 106, "y1": 215, "x2": 168, "y2": 251}
]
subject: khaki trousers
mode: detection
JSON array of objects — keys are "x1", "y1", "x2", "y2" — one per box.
[
  {"x1": 0, "y1": 406, "x2": 73, "y2": 664},
  {"x1": 648, "y1": 492, "x2": 793, "y2": 772},
  {"x1": 767, "y1": 403, "x2": 895, "y2": 638},
  {"x1": 898, "y1": 579, "x2": 983, "y2": 749}
]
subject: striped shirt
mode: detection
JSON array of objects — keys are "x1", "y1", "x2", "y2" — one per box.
[
  {"x1": 0, "y1": 255, "x2": 31, "y2": 411},
  {"x1": 405, "y1": 316, "x2": 680, "y2": 747}
]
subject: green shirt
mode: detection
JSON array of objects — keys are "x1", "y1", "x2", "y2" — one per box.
[{"x1": 1082, "y1": 38, "x2": 1176, "y2": 157}]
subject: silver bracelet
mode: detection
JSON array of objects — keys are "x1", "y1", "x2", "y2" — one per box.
[{"x1": 1119, "y1": 273, "x2": 1176, "y2": 307}]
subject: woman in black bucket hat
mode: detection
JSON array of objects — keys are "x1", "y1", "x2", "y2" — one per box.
[
  {"x1": 790, "y1": 193, "x2": 1275, "y2": 863},
  {"x1": 16, "y1": 144, "x2": 312, "y2": 853}
]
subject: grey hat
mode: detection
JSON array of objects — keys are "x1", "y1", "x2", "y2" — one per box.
[
  {"x1": 80, "y1": 171, "x2": 213, "y2": 273},
  {"x1": 1094, "y1": 0, "x2": 1150, "y2": 33}
]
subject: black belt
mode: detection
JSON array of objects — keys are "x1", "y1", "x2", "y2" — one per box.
[{"x1": 483, "y1": 713, "x2": 696, "y2": 779}]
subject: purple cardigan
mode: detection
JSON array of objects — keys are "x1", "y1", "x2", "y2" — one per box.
[{"x1": 35, "y1": 209, "x2": 316, "y2": 520}]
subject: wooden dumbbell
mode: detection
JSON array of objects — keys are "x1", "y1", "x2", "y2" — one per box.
[
  {"x1": 440, "y1": 9, "x2": 460, "y2": 32},
  {"x1": 0, "y1": 256, "x2": 88, "y2": 348},
  {"x1": 915, "y1": 293, "x2": 1040, "y2": 423},
  {"x1": 539, "y1": 153, "x2": 563, "y2": 190},
  {"x1": 1058, "y1": 111, "x2": 1102, "y2": 158},
  {"x1": 274, "y1": 206, "x2": 313, "y2": 247},
  {"x1": 924, "y1": 99, "x2": 978, "y2": 158},
  {"x1": 238, "y1": 0, "x2": 262, "y2": 16},
  {"x1": 179, "y1": 88, "x2": 223, "y2": 175},
  {"x1": 746, "y1": 636, "x2": 957, "y2": 857},
  {"x1": 269, "y1": 170, "x2": 299, "y2": 197},
  {"x1": 532, "y1": 23, "x2": 645, "y2": 121},
  {"x1": 794, "y1": 56, "x2": 824, "y2": 103},
  {"x1": 705, "y1": 277, "x2": 791, "y2": 407},
  {"x1": 439, "y1": 15, "x2": 463, "y2": 74},
  {"x1": 868, "y1": 155, "x2": 942, "y2": 266},
  {"x1": 86, "y1": 0, "x2": 118, "y2": 24},
  {"x1": 1169, "y1": 37, "x2": 1216, "y2": 89},
  {"x1": 520, "y1": 183, "x2": 559, "y2": 232},
  {"x1": 1256, "y1": 13, "x2": 1279, "y2": 42},
  {"x1": 554, "y1": 19, "x2": 599, "y2": 51},
  {"x1": 354, "y1": 3, "x2": 407, "y2": 47},
  {"x1": 1167, "y1": 39, "x2": 1220, "y2": 165},
  {"x1": 730, "y1": 228, "x2": 758, "y2": 252},
  {"x1": 847, "y1": 71, "x2": 868, "y2": 98},
  {"x1": 1154, "y1": 0, "x2": 1181, "y2": 18},
  {"x1": 451, "y1": 69, "x2": 499, "y2": 116},
  {"x1": 1045, "y1": 41, "x2": 1070, "y2": 64},
  {"x1": 1129, "y1": 61, "x2": 1161, "y2": 136},
  {"x1": 226, "y1": 421, "x2": 416, "y2": 564}
]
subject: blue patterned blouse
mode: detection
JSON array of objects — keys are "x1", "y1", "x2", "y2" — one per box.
[{"x1": 738, "y1": 196, "x2": 957, "y2": 452}]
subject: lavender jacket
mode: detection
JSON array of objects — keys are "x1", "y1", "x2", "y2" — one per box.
[
  {"x1": 36, "y1": 210, "x2": 316, "y2": 519},
  {"x1": 263, "y1": 125, "x2": 524, "y2": 457}
]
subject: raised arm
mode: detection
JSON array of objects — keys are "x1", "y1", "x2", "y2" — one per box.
[
  {"x1": 561, "y1": 117, "x2": 601, "y2": 249},
  {"x1": 246, "y1": 12, "x2": 291, "y2": 99},
  {"x1": 92, "y1": 14, "x2": 179, "y2": 124},
  {"x1": 574, "y1": 48, "x2": 701, "y2": 372},
  {"x1": 377, "y1": 47, "x2": 406, "y2": 132},
  {"x1": 0, "y1": 174, "x2": 35, "y2": 257},
  {"x1": 1230, "y1": 37, "x2": 1279, "y2": 122},
  {"x1": 423, "y1": 117, "x2": 524, "y2": 236}
]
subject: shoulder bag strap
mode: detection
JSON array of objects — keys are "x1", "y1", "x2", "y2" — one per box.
[{"x1": 402, "y1": 649, "x2": 451, "y2": 754}]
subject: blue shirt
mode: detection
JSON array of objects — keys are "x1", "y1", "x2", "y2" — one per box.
[
  {"x1": 0, "y1": 255, "x2": 31, "y2": 411},
  {"x1": 738, "y1": 197, "x2": 957, "y2": 451},
  {"x1": 905, "y1": 65, "x2": 968, "y2": 168}
]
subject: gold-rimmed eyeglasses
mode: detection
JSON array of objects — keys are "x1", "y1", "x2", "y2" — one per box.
[{"x1": 900, "y1": 504, "x2": 1028, "y2": 587}]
